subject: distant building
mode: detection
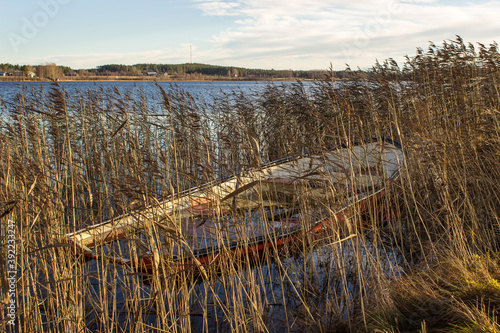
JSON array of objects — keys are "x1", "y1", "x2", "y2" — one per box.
[
  {"x1": 144, "y1": 71, "x2": 157, "y2": 76},
  {"x1": 0, "y1": 72, "x2": 5, "y2": 76},
  {"x1": 27, "y1": 71, "x2": 36, "y2": 78}
]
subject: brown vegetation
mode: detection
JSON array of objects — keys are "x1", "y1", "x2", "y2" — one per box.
[{"x1": 1, "y1": 36, "x2": 500, "y2": 332}]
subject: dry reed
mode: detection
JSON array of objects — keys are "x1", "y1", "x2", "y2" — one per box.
[{"x1": 1, "y1": 36, "x2": 499, "y2": 332}]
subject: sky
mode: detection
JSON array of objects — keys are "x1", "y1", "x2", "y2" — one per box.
[{"x1": 1, "y1": 0, "x2": 499, "y2": 70}]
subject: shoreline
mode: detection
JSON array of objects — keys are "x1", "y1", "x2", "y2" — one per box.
[{"x1": 0, "y1": 76, "x2": 324, "y2": 83}]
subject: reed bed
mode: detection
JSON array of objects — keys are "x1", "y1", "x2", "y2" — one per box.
[{"x1": 1, "y1": 36, "x2": 500, "y2": 332}]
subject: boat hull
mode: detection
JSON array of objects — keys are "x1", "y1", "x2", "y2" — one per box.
[{"x1": 65, "y1": 137, "x2": 404, "y2": 281}]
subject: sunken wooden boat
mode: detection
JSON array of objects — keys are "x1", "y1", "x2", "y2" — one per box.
[{"x1": 65, "y1": 137, "x2": 404, "y2": 278}]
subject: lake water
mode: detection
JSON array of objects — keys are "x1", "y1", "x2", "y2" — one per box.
[{"x1": 0, "y1": 80, "x2": 312, "y2": 104}]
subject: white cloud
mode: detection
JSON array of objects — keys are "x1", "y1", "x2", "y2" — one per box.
[
  {"x1": 401, "y1": 0, "x2": 438, "y2": 3},
  {"x1": 192, "y1": 0, "x2": 500, "y2": 69},
  {"x1": 196, "y1": 1, "x2": 242, "y2": 16}
]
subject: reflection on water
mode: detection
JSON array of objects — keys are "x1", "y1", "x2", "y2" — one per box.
[{"x1": 81, "y1": 236, "x2": 403, "y2": 332}]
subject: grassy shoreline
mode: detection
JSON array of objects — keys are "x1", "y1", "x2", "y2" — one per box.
[{"x1": 0, "y1": 76, "x2": 324, "y2": 83}]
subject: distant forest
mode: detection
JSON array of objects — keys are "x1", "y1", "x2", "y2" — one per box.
[
  {"x1": 0, "y1": 62, "x2": 349, "y2": 81},
  {"x1": 94, "y1": 63, "x2": 337, "y2": 80}
]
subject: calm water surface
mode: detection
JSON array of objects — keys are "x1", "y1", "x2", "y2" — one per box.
[{"x1": 0, "y1": 80, "x2": 312, "y2": 104}]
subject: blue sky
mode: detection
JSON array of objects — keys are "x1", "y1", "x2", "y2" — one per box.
[{"x1": 1, "y1": 0, "x2": 499, "y2": 70}]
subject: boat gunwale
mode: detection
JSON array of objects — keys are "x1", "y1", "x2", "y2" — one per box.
[{"x1": 66, "y1": 137, "x2": 403, "y2": 238}]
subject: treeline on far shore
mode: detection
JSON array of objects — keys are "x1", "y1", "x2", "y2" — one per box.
[{"x1": 0, "y1": 62, "x2": 350, "y2": 81}]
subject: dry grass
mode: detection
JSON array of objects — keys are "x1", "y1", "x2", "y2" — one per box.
[{"x1": 1, "y1": 36, "x2": 500, "y2": 332}]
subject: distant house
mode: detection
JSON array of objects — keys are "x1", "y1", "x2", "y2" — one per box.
[
  {"x1": 144, "y1": 71, "x2": 157, "y2": 76},
  {"x1": 27, "y1": 71, "x2": 36, "y2": 78},
  {"x1": 0, "y1": 72, "x2": 5, "y2": 76}
]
